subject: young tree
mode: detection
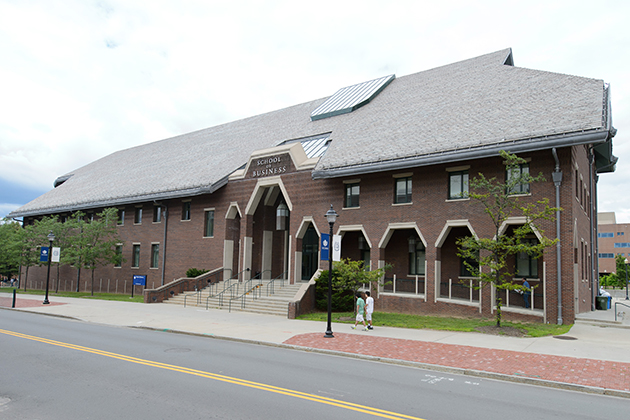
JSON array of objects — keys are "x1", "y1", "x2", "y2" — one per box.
[
  {"x1": 0, "y1": 218, "x2": 22, "y2": 279},
  {"x1": 614, "y1": 254, "x2": 628, "y2": 289},
  {"x1": 315, "y1": 258, "x2": 391, "y2": 313},
  {"x1": 457, "y1": 151, "x2": 559, "y2": 327},
  {"x1": 65, "y1": 208, "x2": 123, "y2": 295}
]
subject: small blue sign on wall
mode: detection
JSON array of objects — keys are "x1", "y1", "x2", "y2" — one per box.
[
  {"x1": 133, "y1": 275, "x2": 147, "y2": 286},
  {"x1": 320, "y1": 233, "x2": 330, "y2": 261},
  {"x1": 40, "y1": 247, "x2": 49, "y2": 262}
]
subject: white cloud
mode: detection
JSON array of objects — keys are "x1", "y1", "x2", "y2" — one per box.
[{"x1": 1, "y1": 0, "x2": 629, "y2": 220}]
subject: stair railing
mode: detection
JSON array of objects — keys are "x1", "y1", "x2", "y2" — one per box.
[
  {"x1": 228, "y1": 280, "x2": 264, "y2": 313},
  {"x1": 205, "y1": 268, "x2": 250, "y2": 309},
  {"x1": 266, "y1": 271, "x2": 288, "y2": 296},
  {"x1": 182, "y1": 268, "x2": 227, "y2": 307}
]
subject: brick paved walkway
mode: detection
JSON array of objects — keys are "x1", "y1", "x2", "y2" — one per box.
[
  {"x1": 284, "y1": 332, "x2": 630, "y2": 392},
  {"x1": 0, "y1": 296, "x2": 66, "y2": 308}
]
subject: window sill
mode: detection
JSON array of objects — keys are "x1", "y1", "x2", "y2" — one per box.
[
  {"x1": 392, "y1": 202, "x2": 412, "y2": 206},
  {"x1": 181, "y1": 219, "x2": 191, "y2": 222},
  {"x1": 445, "y1": 197, "x2": 470, "y2": 202},
  {"x1": 342, "y1": 206, "x2": 360, "y2": 210},
  {"x1": 436, "y1": 297, "x2": 480, "y2": 307},
  {"x1": 203, "y1": 236, "x2": 215, "y2": 239}
]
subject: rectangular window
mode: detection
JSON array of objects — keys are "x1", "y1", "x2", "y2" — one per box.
[
  {"x1": 117, "y1": 209, "x2": 125, "y2": 225},
  {"x1": 394, "y1": 177, "x2": 412, "y2": 204},
  {"x1": 134, "y1": 207, "x2": 142, "y2": 224},
  {"x1": 132, "y1": 244, "x2": 140, "y2": 268},
  {"x1": 448, "y1": 171, "x2": 468, "y2": 199},
  {"x1": 114, "y1": 245, "x2": 123, "y2": 267},
  {"x1": 182, "y1": 201, "x2": 191, "y2": 221},
  {"x1": 598, "y1": 232, "x2": 614, "y2": 238},
  {"x1": 409, "y1": 243, "x2": 425, "y2": 275},
  {"x1": 618, "y1": 232, "x2": 625, "y2": 236},
  {"x1": 153, "y1": 206, "x2": 162, "y2": 223},
  {"x1": 598, "y1": 253, "x2": 615, "y2": 258},
  {"x1": 516, "y1": 238, "x2": 538, "y2": 278},
  {"x1": 150, "y1": 244, "x2": 159, "y2": 268},
  {"x1": 506, "y1": 163, "x2": 530, "y2": 194},
  {"x1": 344, "y1": 183, "x2": 360, "y2": 208},
  {"x1": 614, "y1": 243, "x2": 630, "y2": 248},
  {"x1": 204, "y1": 210, "x2": 215, "y2": 237}
]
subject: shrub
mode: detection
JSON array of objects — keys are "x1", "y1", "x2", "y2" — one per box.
[
  {"x1": 315, "y1": 270, "x2": 354, "y2": 312},
  {"x1": 186, "y1": 268, "x2": 209, "y2": 278}
]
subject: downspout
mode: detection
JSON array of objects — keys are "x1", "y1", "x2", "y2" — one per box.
[
  {"x1": 154, "y1": 202, "x2": 168, "y2": 286},
  {"x1": 552, "y1": 148, "x2": 563, "y2": 325},
  {"x1": 588, "y1": 149, "x2": 598, "y2": 311}
]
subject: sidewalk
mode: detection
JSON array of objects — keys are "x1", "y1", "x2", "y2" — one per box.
[{"x1": 2, "y1": 291, "x2": 629, "y2": 397}]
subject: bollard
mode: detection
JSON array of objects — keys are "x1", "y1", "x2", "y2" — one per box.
[{"x1": 12, "y1": 288, "x2": 16, "y2": 308}]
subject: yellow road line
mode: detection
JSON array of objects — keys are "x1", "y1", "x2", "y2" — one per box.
[{"x1": 1, "y1": 328, "x2": 425, "y2": 420}]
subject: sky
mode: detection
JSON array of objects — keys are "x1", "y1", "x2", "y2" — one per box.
[{"x1": 1, "y1": 0, "x2": 629, "y2": 221}]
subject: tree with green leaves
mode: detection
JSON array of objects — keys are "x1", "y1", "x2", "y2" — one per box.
[
  {"x1": 64, "y1": 208, "x2": 123, "y2": 295},
  {"x1": 0, "y1": 218, "x2": 22, "y2": 279},
  {"x1": 316, "y1": 258, "x2": 391, "y2": 312},
  {"x1": 613, "y1": 254, "x2": 628, "y2": 289},
  {"x1": 457, "y1": 151, "x2": 559, "y2": 327}
]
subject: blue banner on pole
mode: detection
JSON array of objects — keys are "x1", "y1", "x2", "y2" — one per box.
[
  {"x1": 321, "y1": 233, "x2": 330, "y2": 261},
  {"x1": 133, "y1": 275, "x2": 147, "y2": 286},
  {"x1": 40, "y1": 247, "x2": 49, "y2": 262}
]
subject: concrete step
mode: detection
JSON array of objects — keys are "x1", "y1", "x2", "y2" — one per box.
[{"x1": 164, "y1": 281, "x2": 304, "y2": 317}]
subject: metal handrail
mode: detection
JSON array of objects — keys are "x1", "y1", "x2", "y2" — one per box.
[
  {"x1": 205, "y1": 268, "x2": 250, "y2": 309},
  {"x1": 228, "y1": 280, "x2": 263, "y2": 312},
  {"x1": 183, "y1": 268, "x2": 227, "y2": 307},
  {"x1": 614, "y1": 301, "x2": 630, "y2": 321},
  {"x1": 266, "y1": 271, "x2": 288, "y2": 296},
  {"x1": 183, "y1": 286, "x2": 201, "y2": 308}
]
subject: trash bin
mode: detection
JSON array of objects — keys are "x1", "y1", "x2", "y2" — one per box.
[{"x1": 596, "y1": 296, "x2": 608, "y2": 310}]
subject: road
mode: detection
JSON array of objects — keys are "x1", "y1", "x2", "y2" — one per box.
[{"x1": 0, "y1": 310, "x2": 626, "y2": 419}]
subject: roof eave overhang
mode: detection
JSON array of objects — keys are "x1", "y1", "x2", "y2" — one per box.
[
  {"x1": 312, "y1": 130, "x2": 612, "y2": 180},
  {"x1": 8, "y1": 177, "x2": 229, "y2": 219}
]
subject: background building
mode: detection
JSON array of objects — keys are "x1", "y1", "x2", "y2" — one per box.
[{"x1": 597, "y1": 212, "x2": 630, "y2": 275}]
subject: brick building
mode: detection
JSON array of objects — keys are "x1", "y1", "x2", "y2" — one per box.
[
  {"x1": 597, "y1": 212, "x2": 630, "y2": 276},
  {"x1": 10, "y1": 49, "x2": 617, "y2": 324}
]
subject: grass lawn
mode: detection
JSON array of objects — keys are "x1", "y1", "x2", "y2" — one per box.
[{"x1": 298, "y1": 311, "x2": 571, "y2": 337}]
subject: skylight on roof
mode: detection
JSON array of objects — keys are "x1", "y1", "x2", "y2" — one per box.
[
  {"x1": 280, "y1": 133, "x2": 331, "y2": 159},
  {"x1": 310, "y1": 74, "x2": 395, "y2": 121}
]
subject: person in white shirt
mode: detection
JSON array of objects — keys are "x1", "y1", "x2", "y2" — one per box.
[{"x1": 365, "y1": 290, "x2": 374, "y2": 330}]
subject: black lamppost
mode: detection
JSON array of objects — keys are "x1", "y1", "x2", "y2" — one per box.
[
  {"x1": 625, "y1": 258, "x2": 629, "y2": 301},
  {"x1": 43, "y1": 231, "x2": 55, "y2": 305},
  {"x1": 324, "y1": 205, "x2": 338, "y2": 338}
]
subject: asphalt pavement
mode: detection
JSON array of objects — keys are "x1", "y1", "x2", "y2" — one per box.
[{"x1": 2, "y1": 290, "x2": 629, "y2": 398}]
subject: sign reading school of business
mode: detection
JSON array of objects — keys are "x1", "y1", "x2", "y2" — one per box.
[{"x1": 249, "y1": 154, "x2": 291, "y2": 178}]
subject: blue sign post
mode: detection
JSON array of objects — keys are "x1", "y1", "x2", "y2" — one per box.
[{"x1": 132, "y1": 275, "x2": 147, "y2": 298}]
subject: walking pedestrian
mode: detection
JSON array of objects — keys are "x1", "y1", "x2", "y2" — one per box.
[
  {"x1": 352, "y1": 292, "x2": 368, "y2": 331},
  {"x1": 365, "y1": 290, "x2": 374, "y2": 330}
]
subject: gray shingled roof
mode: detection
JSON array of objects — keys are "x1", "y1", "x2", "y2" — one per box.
[{"x1": 10, "y1": 48, "x2": 613, "y2": 218}]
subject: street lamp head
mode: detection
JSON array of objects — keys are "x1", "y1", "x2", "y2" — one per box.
[
  {"x1": 47, "y1": 231, "x2": 55, "y2": 243},
  {"x1": 325, "y1": 205, "x2": 338, "y2": 225},
  {"x1": 625, "y1": 258, "x2": 629, "y2": 265}
]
